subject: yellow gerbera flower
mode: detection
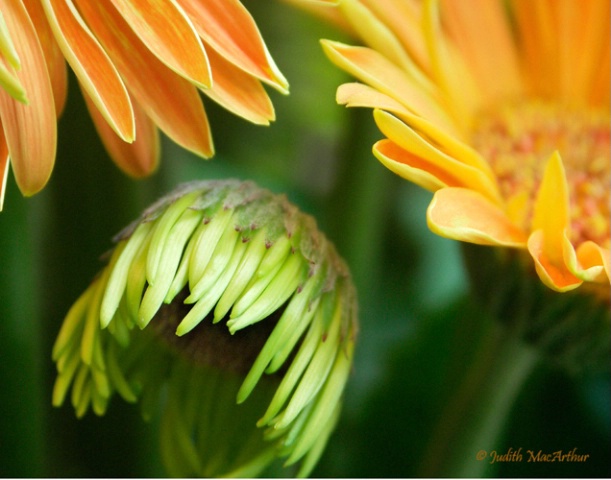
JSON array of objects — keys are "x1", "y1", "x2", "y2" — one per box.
[
  {"x1": 0, "y1": 0, "x2": 288, "y2": 209},
  {"x1": 315, "y1": 0, "x2": 609, "y2": 293}
]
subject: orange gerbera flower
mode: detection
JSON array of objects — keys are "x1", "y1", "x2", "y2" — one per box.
[
  {"x1": 315, "y1": 0, "x2": 609, "y2": 293},
  {"x1": 0, "y1": 0, "x2": 288, "y2": 209}
]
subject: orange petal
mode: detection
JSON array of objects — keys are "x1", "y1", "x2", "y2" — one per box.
[
  {"x1": 76, "y1": 0, "x2": 213, "y2": 158},
  {"x1": 374, "y1": 139, "x2": 458, "y2": 191},
  {"x1": 178, "y1": 0, "x2": 288, "y2": 93},
  {"x1": 0, "y1": 124, "x2": 8, "y2": 210},
  {"x1": 108, "y1": 0, "x2": 211, "y2": 88},
  {"x1": 41, "y1": 0, "x2": 134, "y2": 141},
  {"x1": 527, "y1": 229, "x2": 582, "y2": 291},
  {"x1": 321, "y1": 39, "x2": 457, "y2": 134},
  {"x1": 427, "y1": 187, "x2": 527, "y2": 247},
  {"x1": 0, "y1": 0, "x2": 56, "y2": 196},
  {"x1": 22, "y1": 0, "x2": 68, "y2": 115},
  {"x1": 374, "y1": 110, "x2": 500, "y2": 202},
  {"x1": 440, "y1": 0, "x2": 522, "y2": 103},
  {"x1": 421, "y1": 0, "x2": 481, "y2": 123},
  {"x1": 82, "y1": 86, "x2": 159, "y2": 178},
  {"x1": 202, "y1": 45, "x2": 275, "y2": 125}
]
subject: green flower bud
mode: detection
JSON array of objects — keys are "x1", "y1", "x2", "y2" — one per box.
[{"x1": 52, "y1": 179, "x2": 358, "y2": 477}]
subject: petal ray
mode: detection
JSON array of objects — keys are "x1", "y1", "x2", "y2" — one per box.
[
  {"x1": 41, "y1": 0, "x2": 134, "y2": 141},
  {"x1": 109, "y1": 0, "x2": 211, "y2": 88},
  {"x1": 178, "y1": 0, "x2": 288, "y2": 93},
  {"x1": 202, "y1": 45, "x2": 275, "y2": 125},
  {"x1": 83, "y1": 87, "x2": 159, "y2": 178},
  {"x1": 76, "y1": 0, "x2": 213, "y2": 159},
  {"x1": 427, "y1": 187, "x2": 527, "y2": 247},
  {"x1": 0, "y1": 0, "x2": 56, "y2": 196},
  {"x1": 374, "y1": 110, "x2": 500, "y2": 202}
]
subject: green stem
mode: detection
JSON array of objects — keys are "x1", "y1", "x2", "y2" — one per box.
[
  {"x1": 0, "y1": 184, "x2": 45, "y2": 476},
  {"x1": 419, "y1": 321, "x2": 539, "y2": 477}
]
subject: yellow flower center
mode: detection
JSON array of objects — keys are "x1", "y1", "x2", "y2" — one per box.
[{"x1": 472, "y1": 101, "x2": 610, "y2": 249}]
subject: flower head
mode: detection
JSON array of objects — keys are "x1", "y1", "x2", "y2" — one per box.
[
  {"x1": 315, "y1": 0, "x2": 610, "y2": 294},
  {"x1": 51, "y1": 179, "x2": 358, "y2": 477},
  {"x1": 0, "y1": 0, "x2": 288, "y2": 209}
]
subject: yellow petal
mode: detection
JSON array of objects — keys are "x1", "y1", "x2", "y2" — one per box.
[
  {"x1": 339, "y1": 0, "x2": 433, "y2": 92},
  {"x1": 422, "y1": 0, "x2": 480, "y2": 125},
  {"x1": 374, "y1": 109, "x2": 500, "y2": 202},
  {"x1": 440, "y1": 0, "x2": 522, "y2": 103},
  {"x1": 427, "y1": 187, "x2": 527, "y2": 247},
  {"x1": 338, "y1": 82, "x2": 494, "y2": 176},
  {"x1": 321, "y1": 39, "x2": 457, "y2": 134},
  {"x1": 23, "y1": 0, "x2": 68, "y2": 115},
  {"x1": 178, "y1": 0, "x2": 288, "y2": 93},
  {"x1": 109, "y1": 0, "x2": 211, "y2": 88},
  {"x1": 0, "y1": 0, "x2": 56, "y2": 196},
  {"x1": 527, "y1": 152, "x2": 584, "y2": 290},
  {"x1": 360, "y1": 0, "x2": 431, "y2": 72},
  {"x1": 202, "y1": 44, "x2": 275, "y2": 125},
  {"x1": 41, "y1": 0, "x2": 134, "y2": 141},
  {"x1": 531, "y1": 152, "x2": 569, "y2": 265},
  {"x1": 527, "y1": 229, "x2": 582, "y2": 291},
  {"x1": 374, "y1": 139, "x2": 455, "y2": 191},
  {"x1": 76, "y1": 0, "x2": 213, "y2": 158},
  {"x1": 0, "y1": 126, "x2": 8, "y2": 210},
  {"x1": 82, "y1": 87, "x2": 159, "y2": 178}
]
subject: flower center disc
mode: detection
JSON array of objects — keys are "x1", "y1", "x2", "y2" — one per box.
[{"x1": 472, "y1": 101, "x2": 610, "y2": 249}]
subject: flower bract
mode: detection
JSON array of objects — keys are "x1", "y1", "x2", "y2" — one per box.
[{"x1": 51, "y1": 179, "x2": 358, "y2": 478}]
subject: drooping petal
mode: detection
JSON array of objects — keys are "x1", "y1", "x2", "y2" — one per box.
[
  {"x1": 564, "y1": 239, "x2": 610, "y2": 284},
  {"x1": 527, "y1": 230, "x2": 582, "y2": 291},
  {"x1": 82, "y1": 86, "x2": 159, "y2": 178},
  {"x1": 0, "y1": 9, "x2": 27, "y2": 102},
  {"x1": 178, "y1": 0, "x2": 288, "y2": 93},
  {"x1": 338, "y1": 82, "x2": 493, "y2": 176},
  {"x1": 321, "y1": 40, "x2": 456, "y2": 133},
  {"x1": 374, "y1": 110, "x2": 501, "y2": 202},
  {"x1": 527, "y1": 152, "x2": 582, "y2": 290},
  {"x1": 439, "y1": 0, "x2": 523, "y2": 104},
  {"x1": 22, "y1": 0, "x2": 68, "y2": 115},
  {"x1": 108, "y1": 0, "x2": 211, "y2": 88},
  {"x1": 41, "y1": 0, "x2": 134, "y2": 141},
  {"x1": 76, "y1": 0, "x2": 213, "y2": 158},
  {"x1": 201, "y1": 45, "x2": 275, "y2": 125},
  {"x1": 427, "y1": 187, "x2": 527, "y2": 247},
  {"x1": 0, "y1": 0, "x2": 56, "y2": 196},
  {"x1": 0, "y1": 124, "x2": 8, "y2": 210},
  {"x1": 374, "y1": 139, "x2": 457, "y2": 191}
]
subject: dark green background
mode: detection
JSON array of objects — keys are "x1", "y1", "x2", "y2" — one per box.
[{"x1": 1, "y1": 2, "x2": 609, "y2": 477}]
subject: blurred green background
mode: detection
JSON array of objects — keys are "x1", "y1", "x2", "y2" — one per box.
[{"x1": 0, "y1": 2, "x2": 609, "y2": 477}]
